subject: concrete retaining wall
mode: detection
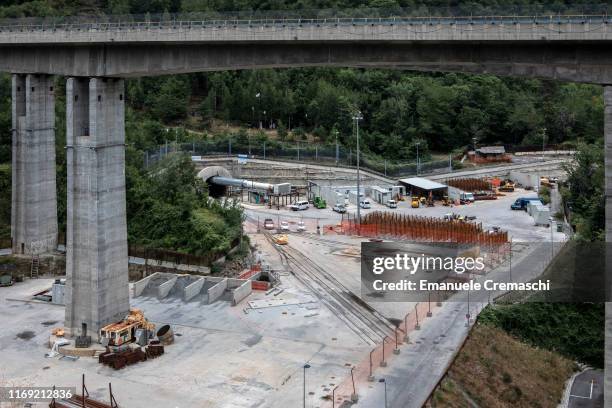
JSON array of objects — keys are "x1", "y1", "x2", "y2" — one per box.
[
  {"x1": 232, "y1": 280, "x2": 252, "y2": 306},
  {"x1": 207, "y1": 278, "x2": 228, "y2": 304},
  {"x1": 133, "y1": 272, "x2": 161, "y2": 297},
  {"x1": 158, "y1": 276, "x2": 178, "y2": 299},
  {"x1": 184, "y1": 277, "x2": 205, "y2": 301}
]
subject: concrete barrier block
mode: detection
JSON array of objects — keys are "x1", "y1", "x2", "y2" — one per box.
[
  {"x1": 158, "y1": 276, "x2": 178, "y2": 299},
  {"x1": 184, "y1": 277, "x2": 205, "y2": 301},
  {"x1": 232, "y1": 280, "x2": 252, "y2": 306},
  {"x1": 207, "y1": 278, "x2": 228, "y2": 304},
  {"x1": 133, "y1": 272, "x2": 161, "y2": 297}
]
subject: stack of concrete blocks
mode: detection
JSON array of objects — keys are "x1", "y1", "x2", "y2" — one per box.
[
  {"x1": 11, "y1": 74, "x2": 58, "y2": 255},
  {"x1": 64, "y1": 77, "x2": 130, "y2": 339}
]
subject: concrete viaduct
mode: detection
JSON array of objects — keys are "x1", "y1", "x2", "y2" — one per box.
[{"x1": 2, "y1": 13, "x2": 612, "y2": 382}]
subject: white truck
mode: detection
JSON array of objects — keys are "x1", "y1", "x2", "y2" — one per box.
[{"x1": 448, "y1": 186, "x2": 475, "y2": 203}]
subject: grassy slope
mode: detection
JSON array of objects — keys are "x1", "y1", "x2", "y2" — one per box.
[{"x1": 428, "y1": 324, "x2": 576, "y2": 408}]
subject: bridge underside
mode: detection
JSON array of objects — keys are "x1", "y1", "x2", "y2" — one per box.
[{"x1": 1, "y1": 42, "x2": 612, "y2": 83}]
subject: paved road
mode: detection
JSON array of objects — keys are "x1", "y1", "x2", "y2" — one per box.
[
  {"x1": 569, "y1": 370, "x2": 604, "y2": 408},
  {"x1": 427, "y1": 158, "x2": 569, "y2": 181},
  {"x1": 353, "y1": 241, "x2": 555, "y2": 407}
]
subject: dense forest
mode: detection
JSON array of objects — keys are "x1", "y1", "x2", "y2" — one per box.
[{"x1": 0, "y1": 0, "x2": 607, "y2": 247}]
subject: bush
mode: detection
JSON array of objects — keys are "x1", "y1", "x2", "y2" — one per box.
[{"x1": 479, "y1": 303, "x2": 604, "y2": 368}]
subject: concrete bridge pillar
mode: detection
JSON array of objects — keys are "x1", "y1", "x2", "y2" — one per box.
[
  {"x1": 605, "y1": 86, "x2": 612, "y2": 407},
  {"x1": 64, "y1": 77, "x2": 129, "y2": 338},
  {"x1": 11, "y1": 74, "x2": 58, "y2": 255}
]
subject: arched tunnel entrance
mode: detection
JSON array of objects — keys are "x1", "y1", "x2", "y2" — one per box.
[{"x1": 197, "y1": 166, "x2": 233, "y2": 198}]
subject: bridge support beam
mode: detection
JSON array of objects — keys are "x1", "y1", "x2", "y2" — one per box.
[
  {"x1": 605, "y1": 87, "x2": 612, "y2": 407},
  {"x1": 64, "y1": 77, "x2": 129, "y2": 338},
  {"x1": 11, "y1": 74, "x2": 58, "y2": 255}
]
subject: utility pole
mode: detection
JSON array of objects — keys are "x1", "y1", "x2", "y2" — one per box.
[
  {"x1": 353, "y1": 112, "x2": 363, "y2": 234},
  {"x1": 303, "y1": 363, "x2": 311, "y2": 408},
  {"x1": 541, "y1": 127, "x2": 547, "y2": 162},
  {"x1": 335, "y1": 130, "x2": 339, "y2": 166},
  {"x1": 415, "y1": 141, "x2": 420, "y2": 176}
]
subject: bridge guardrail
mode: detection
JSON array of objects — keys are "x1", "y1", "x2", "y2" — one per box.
[{"x1": 0, "y1": 4, "x2": 610, "y2": 32}]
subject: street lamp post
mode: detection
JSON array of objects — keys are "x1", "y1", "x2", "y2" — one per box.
[
  {"x1": 541, "y1": 128, "x2": 547, "y2": 162},
  {"x1": 255, "y1": 93, "x2": 261, "y2": 129},
  {"x1": 550, "y1": 216, "x2": 554, "y2": 262},
  {"x1": 335, "y1": 130, "x2": 339, "y2": 166},
  {"x1": 379, "y1": 378, "x2": 387, "y2": 408},
  {"x1": 415, "y1": 141, "x2": 420, "y2": 175},
  {"x1": 303, "y1": 363, "x2": 311, "y2": 408},
  {"x1": 352, "y1": 112, "x2": 363, "y2": 233}
]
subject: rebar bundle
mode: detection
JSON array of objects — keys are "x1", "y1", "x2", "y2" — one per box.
[
  {"x1": 445, "y1": 178, "x2": 492, "y2": 192},
  {"x1": 342, "y1": 211, "x2": 508, "y2": 245}
]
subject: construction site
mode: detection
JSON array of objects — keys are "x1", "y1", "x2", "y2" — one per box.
[
  {"x1": 0, "y1": 150, "x2": 571, "y2": 408},
  {"x1": 0, "y1": 147, "x2": 568, "y2": 408}
]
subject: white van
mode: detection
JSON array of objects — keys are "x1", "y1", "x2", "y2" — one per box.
[
  {"x1": 386, "y1": 200, "x2": 397, "y2": 208},
  {"x1": 359, "y1": 200, "x2": 371, "y2": 209},
  {"x1": 289, "y1": 200, "x2": 309, "y2": 211}
]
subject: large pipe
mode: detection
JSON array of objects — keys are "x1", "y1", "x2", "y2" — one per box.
[{"x1": 210, "y1": 176, "x2": 274, "y2": 193}]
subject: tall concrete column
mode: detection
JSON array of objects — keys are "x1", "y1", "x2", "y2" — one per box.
[
  {"x1": 11, "y1": 74, "x2": 58, "y2": 255},
  {"x1": 605, "y1": 87, "x2": 612, "y2": 407},
  {"x1": 64, "y1": 77, "x2": 129, "y2": 339}
]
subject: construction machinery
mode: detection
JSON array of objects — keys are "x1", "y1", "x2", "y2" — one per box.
[
  {"x1": 272, "y1": 234, "x2": 288, "y2": 245},
  {"x1": 498, "y1": 179, "x2": 515, "y2": 192},
  {"x1": 411, "y1": 197, "x2": 420, "y2": 208},
  {"x1": 441, "y1": 196, "x2": 451, "y2": 206},
  {"x1": 99, "y1": 309, "x2": 155, "y2": 348},
  {"x1": 540, "y1": 177, "x2": 554, "y2": 188},
  {"x1": 313, "y1": 196, "x2": 327, "y2": 209},
  {"x1": 426, "y1": 192, "x2": 434, "y2": 207}
]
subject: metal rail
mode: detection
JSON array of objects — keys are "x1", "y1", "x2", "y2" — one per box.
[
  {"x1": 0, "y1": 12, "x2": 611, "y2": 33},
  {"x1": 264, "y1": 231, "x2": 395, "y2": 345}
]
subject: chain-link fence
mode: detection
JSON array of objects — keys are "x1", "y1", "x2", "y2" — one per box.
[{"x1": 145, "y1": 140, "x2": 452, "y2": 178}]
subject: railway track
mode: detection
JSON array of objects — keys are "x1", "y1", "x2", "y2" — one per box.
[{"x1": 263, "y1": 232, "x2": 395, "y2": 346}]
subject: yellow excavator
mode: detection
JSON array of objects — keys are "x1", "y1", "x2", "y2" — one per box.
[{"x1": 498, "y1": 180, "x2": 515, "y2": 192}]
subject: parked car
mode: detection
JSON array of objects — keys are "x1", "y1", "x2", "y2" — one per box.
[
  {"x1": 289, "y1": 200, "x2": 309, "y2": 211},
  {"x1": 386, "y1": 199, "x2": 397, "y2": 209},
  {"x1": 360, "y1": 200, "x2": 371, "y2": 209},
  {"x1": 264, "y1": 218, "x2": 275, "y2": 230},
  {"x1": 297, "y1": 221, "x2": 306, "y2": 232},
  {"x1": 280, "y1": 221, "x2": 289, "y2": 231},
  {"x1": 333, "y1": 204, "x2": 347, "y2": 213}
]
